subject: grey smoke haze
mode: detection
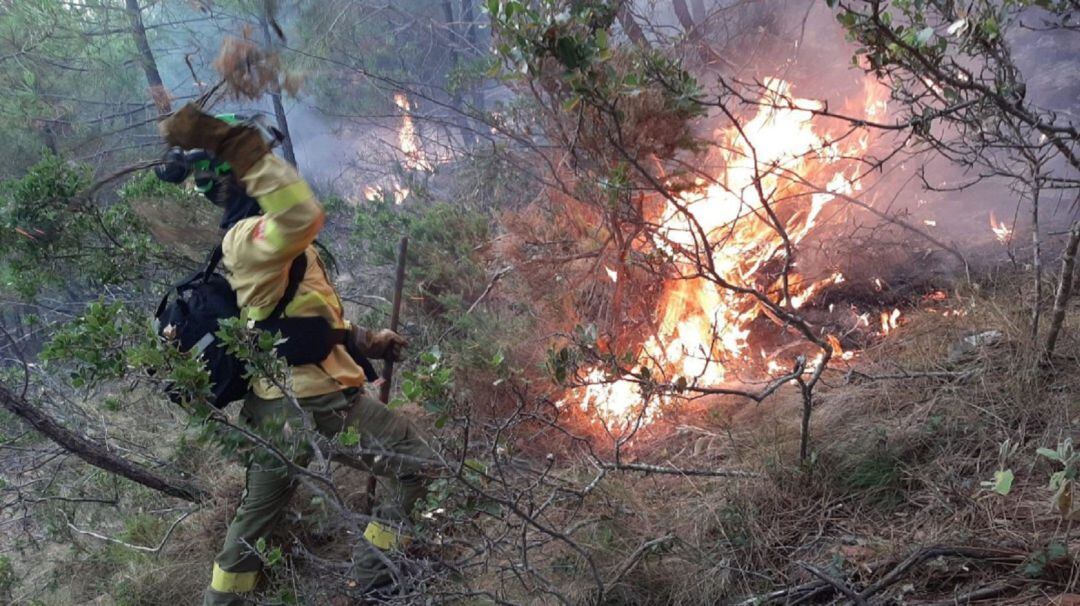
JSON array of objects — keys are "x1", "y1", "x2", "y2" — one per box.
[{"x1": 147, "y1": 0, "x2": 1075, "y2": 254}]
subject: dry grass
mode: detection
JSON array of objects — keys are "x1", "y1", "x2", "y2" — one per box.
[
  {"x1": 10, "y1": 272, "x2": 1076, "y2": 605},
  {"x1": 458, "y1": 271, "x2": 1078, "y2": 604}
]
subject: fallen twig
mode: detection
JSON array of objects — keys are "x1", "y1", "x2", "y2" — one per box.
[
  {"x1": 734, "y1": 581, "x2": 830, "y2": 605},
  {"x1": 735, "y1": 545, "x2": 1025, "y2": 605},
  {"x1": 844, "y1": 368, "x2": 979, "y2": 383},
  {"x1": 66, "y1": 509, "x2": 194, "y2": 554},
  {"x1": 605, "y1": 534, "x2": 675, "y2": 590},
  {"x1": 797, "y1": 561, "x2": 867, "y2": 606},
  {"x1": 599, "y1": 461, "x2": 758, "y2": 478},
  {"x1": 918, "y1": 582, "x2": 1018, "y2": 605},
  {"x1": 856, "y1": 545, "x2": 1023, "y2": 601}
]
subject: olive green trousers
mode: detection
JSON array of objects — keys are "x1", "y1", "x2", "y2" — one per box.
[{"x1": 204, "y1": 389, "x2": 433, "y2": 606}]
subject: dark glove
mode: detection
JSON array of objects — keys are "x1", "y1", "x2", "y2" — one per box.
[
  {"x1": 347, "y1": 325, "x2": 408, "y2": 362},
  {"x1": 154, "y1": 147, "x2": 191, "y2": 183},
  {"x1": 158, "y1": 103, "x2": 269, "y2": 178}
]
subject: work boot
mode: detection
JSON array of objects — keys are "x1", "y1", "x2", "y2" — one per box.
[{"x1": 353, "y1": 520, "x2": 413, "y2": 592}]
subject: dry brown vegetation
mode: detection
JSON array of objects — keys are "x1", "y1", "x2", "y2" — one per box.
[
  {"x1": 15, "y1": 268, "x2": 1070, "y2": 605},
  {"x1": 439, "y1": 271, "x2": 1078, "y2": 605}
]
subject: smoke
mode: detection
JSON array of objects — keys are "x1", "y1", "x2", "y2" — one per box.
[{"x1": 675, "y1": 0, "x2": 1079, "y2": 269}]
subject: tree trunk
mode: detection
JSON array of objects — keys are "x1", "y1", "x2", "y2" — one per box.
[
  {"x1": 673, "y1": 0, "x2": 721, "y2": 66},
  {"x1": 0, "y1": 382, "x2": 205, "y2": 503},
  {"x1": 617, "y1": 1, "x2": 648, "y2": 46},
  {"x1": 1044, "y1": 220, "x2": 1080, "y2": 358},
  {"x1": 259, "y1": 13, "x2": 298, "y2": 168},
  {"x1": 124, "y1": 0, "x2": 171, "y2": 116},
  {"x1": 461, "y1": 0, "x2": 486, "y2": 112},
  {"x1": 673, "y1": 0, "x2": 695, "y2": 30},
  {"x1": 689, "y1": 0, "x2": 707, "y2": 23},
  {"x1": 441, "y1": 0, "x2": 477, "y2": 147},
  {"x1": 1031, "y1": 182, "x2": 1043, "y2": 344}
]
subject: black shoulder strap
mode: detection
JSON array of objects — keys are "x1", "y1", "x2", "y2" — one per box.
[
  {"x1": 265, "y1": 252, "x2": 308, "y2": 322},
  {"x1": 200, "y1": 245, "x2": 224, "y2": 283}
]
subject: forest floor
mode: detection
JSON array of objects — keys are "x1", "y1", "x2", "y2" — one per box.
[{"x1": 3, "y1": 271, "x2": 1078, "y2": 605}]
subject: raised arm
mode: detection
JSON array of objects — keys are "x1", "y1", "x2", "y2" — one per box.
[{"x1": 225, "y1": 154, "x2": 324, "y2": 268}]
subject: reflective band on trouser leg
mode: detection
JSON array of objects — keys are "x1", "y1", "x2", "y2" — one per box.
[
  {"x1": 211, "y1": 562, "x2": 258, "y2": 593},
  {"x1": 364, "y1": 521, "x2": 410, "y2": 551}
]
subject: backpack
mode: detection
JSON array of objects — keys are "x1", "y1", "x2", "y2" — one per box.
[{"x1": 154, "y1": 245, "x2": 376, "y2": 408}]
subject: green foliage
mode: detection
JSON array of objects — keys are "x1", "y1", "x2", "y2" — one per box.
[
  {"x1": 118, "y1": 171, "x2": 201, "y2": 206},
  {"x1": 338, "y1": 425, "x2": 360, "y2": 447},
  {"x1": 120, "y1": 514, "x2": 166, "y2": 547},
  {"x1": 489, "y1": 0, "x2": 703, "y2": 126},
  {"x1": 1023, "y1": 541, "x2": 1069, "y2": 578},
  {"x1": 0, "y1": 156, "x2": 163, "y2": 298},
  {"x1": 255, "y1": 536, "x2": 284, "y2": 568},
  {"x1": 829, "y1": 0, "x2": 1070, "y2": 107},
  {"x1": 395, "y1": 348, "x2": 455, "y2": 427},
  {"x1": 983, "y1": 469, "x2": 1014, "y2": 495},
  {"x1": 1036, "y1": 438, "x2": 1078, "y2": 521},
  {"x1": 844, "y1": 453, "x2": 902, "y2": 491},
  {"x1": 295, "y1": 0, "x2": 468, "y2": 115},
  {"x1": 215, "y1": 316, "x2": 289, "y2": 387},
  {"x1": 40, "y1": 298, "x2": 215, "y2": 410},
  {"x1": 0, "y1": 0, "x2": 149, "y2": 174},
  {"x1": 0, "y1": 555, "x2": 14, "y2": 601},
  {"x1": 41, "y1": 300, "x2": 132, "y2": 388},
  {"x1": 354, "y1": 198, "x2": 489, "y2": 304},
  {"x1": 351, "y1": 191, "x2": 519, "y2": 386}
]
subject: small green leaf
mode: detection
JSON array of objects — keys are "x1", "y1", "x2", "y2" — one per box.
[
  {"x1": 595, "y1": 29, "x2": 608, "y2": 50},
  {"x1": 338, "y1": 427, "x2": 360, "y2": 447},
  {"x1": 266, "y1": 546, "x2": 283, "y2": 567},
  {"x1": 1037, "y1": 447, "x2": 1062, "y2": 462},
  {"x1": 1047, "y1": 541, "x2": 1068, "y2": 560},
  {"x1": 984, "y1": 469, "x2": 1014, "y2": 495},
  {"x1": 255, "y1": 537, "x2": 267, "y2": 552},
  {"x1": 464, "y1": 459, "x2": 487, "y2": 474},
  {"x1": 1024, "y1": 550, "x2": 1047, "y2": 577},
  {"x1": 401, "y1": 378, "x2": 421, "y2": 400}
]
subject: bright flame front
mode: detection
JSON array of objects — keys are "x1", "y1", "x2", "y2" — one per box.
[{"x1": 561, "y1": 78, "x2": 890, "y2": 429}]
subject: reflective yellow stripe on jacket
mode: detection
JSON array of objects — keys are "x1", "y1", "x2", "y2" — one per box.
[{"x1": 221, "y1": 154, "x2": 365, "y2": 399}]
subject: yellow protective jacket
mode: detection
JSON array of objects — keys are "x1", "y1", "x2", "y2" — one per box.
[{"x1": 221, "y1": 154, "x2": 365, "y2": 399}]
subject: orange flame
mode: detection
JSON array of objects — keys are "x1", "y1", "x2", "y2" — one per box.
[
  {"x1": 560, "y1": 78, "x2": 885, "y2": 428},
  {"x1": 394, "y1": 92, "x2": 431, "y2": 172},
  {"x1": 880, "y1": 308, "x2": 901, "y2": 335},
  {"x1": 989, "y1": 212, "x2": 1013, "y2": 245}
]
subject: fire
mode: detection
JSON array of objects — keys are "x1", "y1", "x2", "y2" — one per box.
[
  {"x1": 560, "y1": 78, "x2": 888, "y2": 428},
  {"x1": 880, "y1": 308, "x2": 901, "y2": 335},
  {"x1": 362, "y1": 183, "x2": 411, "y2": 205},
  {"x1": 827, "y1": 334, "x2": 854, "y2": 361},
  {"x1": 394, "y1": 92, "x2": 431, "y2": 172},
  {"x1": 989, "y1": 212, "x2": 1013, "y2": 245}
]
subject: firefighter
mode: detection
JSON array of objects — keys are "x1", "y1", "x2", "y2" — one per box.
[{"x1": 157, "y1": 104, "x2": 433, "y2": 605}]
